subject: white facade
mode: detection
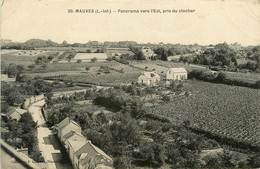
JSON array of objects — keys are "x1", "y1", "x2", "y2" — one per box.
[
  {"x1": 141, "y1": 46, "x2": 155, "y2": 60},
  {"x1": 166, "y1": 68, "x2": 187, "y2": 81},
  {"x1": 138, "y1": 71, "x2": 160, "y2": 86}
]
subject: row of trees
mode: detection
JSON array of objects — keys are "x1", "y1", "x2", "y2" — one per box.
[
  {"x1": 188, "y1": 69, "x2": 260, "y2": 89},
  {"x1": 1, "y1": 113, "x2": 44, "y2": 162}
]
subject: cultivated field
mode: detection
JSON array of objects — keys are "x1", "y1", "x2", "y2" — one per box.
[
  {"x1": 1, "y1": 50, "x2": 60, "y2": 66},
  {"x1": 28, "y1": 61, "x2": 120, "y2": 73},
  {"x1": 45, "y1": 71, "x2": 140, "y2": 86},
  {"x1": 148, "y1": 80, "x2": 260, "y2": 147}
]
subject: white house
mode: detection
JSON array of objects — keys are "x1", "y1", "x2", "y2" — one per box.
[
  {"x1": 166, "y1": 68, "x2": 187, "y2": 81},
  {"x1": 67, "y1": 139, "x2": 113, "y2": 169},
  {"x1": 141, "y1": 46, "x2": 155, "y2": 60},
  {"x1": 138, "y1": 71, "x2": 160, "y2": 86},
  {"x1": 57, "y1": 117, "x2": 82, "y2": 141}
]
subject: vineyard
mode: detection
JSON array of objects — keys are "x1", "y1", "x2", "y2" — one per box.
[
  {"x1": 28, "y1": 61, "x2": 120, "y2": 73},
  {"x1": 1, "y1": 52, "x2": 39, "y2": 66},
  {"x1": 97, "y1": 72, "x2": 140, "y2": 85},
  {"x1": 148, "y1": 80, "x2": 260, "y2": 148},
  {"x1": 44, "y1": 71, "x2": 140, "y2": 86},
  {"x1": 129, "y1": 61, "x2": 169, "y2": 74}
]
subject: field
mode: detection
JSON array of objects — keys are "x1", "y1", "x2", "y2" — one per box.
[
  {"x1": 226, "y1": 72, "x2": 260, "y2": 83},
  {"x1": 45, "y1": 71, "x2": 140, "y2": 86},
  {"x1": 148, "y1": 80, "x2": 260, "y2": 147},
  {"x1": 27, "y1": 61, "x2": 120, "y2": 73},
  {"x1": 130, "y1": 61, "x2": 169, "y2": 74},
  {"x1": 1, "y1": 50, "x2": 59, "y2": 66}
]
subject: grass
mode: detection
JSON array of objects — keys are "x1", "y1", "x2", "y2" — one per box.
[
  {"x1": 226, "y1": 72, "x2": 260, "y2": 83},
  {"x1": 97, "y1": 72, "x2": 140, "y2": 85},
  {"x1": 1, "y1": 50, "x2": 59, "y2": 67},
  {"x1": 1, "y1": 53, "x2": 38, "y2": 66},
  {"x1": 44, "y1": 71, "x2": 140, "y2": 86},
  {"x1": 148, "y1": 80, "x2": 260, "y2": 147},
  {"x1": 27, "y1": 61, "x2": 120, "y2": 73}
]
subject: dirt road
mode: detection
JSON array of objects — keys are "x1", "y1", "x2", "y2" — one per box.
[{"x1": 28, "y1": 100, "x2": 72, "y2": 169}]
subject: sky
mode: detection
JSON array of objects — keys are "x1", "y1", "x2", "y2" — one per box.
[{"x1": 1, "y1": 0, "x2": 260, "y2": 45}]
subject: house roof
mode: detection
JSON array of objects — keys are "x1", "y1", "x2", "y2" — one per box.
[
  {"x1": 141, "y1": 46, "x2": 154, "y2": 53},
  {"x1": 74, "y1": 53, "x2": 108, "y2": 60},
  {"x1": 167, "y1": 68, "x2": 187, "y2": 73},
  {"x1": 6, "y1": 107, "x2": 27, "y2": 118},
  {"x1": 62, "y1": 130, "x2": 85, "y2": 142},
  {"x1": 67, "y1": 139, "x2": 88, "y2": 153},
  {"x1": 76, "y1": 141, "x2": 113, "y2": 162},
  {"x1": 57, "y1": 117, "x2": 80, "y2": 130},
  {"x1": 140, "y1": 71, "x2": 160, "y2": 79}
]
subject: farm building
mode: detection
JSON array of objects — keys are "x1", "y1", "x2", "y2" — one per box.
[
  {"x1": 166, "y1": 68, "x2": 187, "y2": 81},
  {"x1": 138, "y1": 71, "x2": 160, "y2": 86},
  {"x1": 74, "y1": 53, "x2": 108, "y2": 62},
  {"x1": 4, "y1": 107, "x2": 27, "y2": 121},
  {"x1": 141, "y1": 46, "x2": 156, "y2": 60},
  {"x1": 1, "y1": 74, "x2": 16, "y2": 82}
]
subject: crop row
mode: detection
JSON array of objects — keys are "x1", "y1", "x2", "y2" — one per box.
[{"x1": 148, "y1": 80, "x2": 260, "y2": 147}]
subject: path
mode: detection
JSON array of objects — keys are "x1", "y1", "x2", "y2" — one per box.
[{"x1": 28, "y1": 100, "x2": 72, "y2": 169}]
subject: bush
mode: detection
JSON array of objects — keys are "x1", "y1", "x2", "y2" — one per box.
[
  {"x1": 255, "y1": 80, "x2": 260, "y2": 89},
  {"x1": 189, "y1": 70, "x2": 257, "y2": 89}
]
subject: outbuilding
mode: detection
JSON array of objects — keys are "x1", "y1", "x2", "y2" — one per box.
[{"x1": 166, "y1": 68, "x2": 187, "y2": 81}]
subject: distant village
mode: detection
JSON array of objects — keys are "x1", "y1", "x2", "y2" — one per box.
[{"x1": 1, "y1": 39, "x2": 260, "y2": 169}]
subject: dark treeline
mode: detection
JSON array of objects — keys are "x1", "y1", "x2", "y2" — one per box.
[
  {"x1": 180, "y1": 43, "x2": 260, "y2": 72},
  {"x1": 188, "y1": 69, "x2": 260, "y2": 89}
]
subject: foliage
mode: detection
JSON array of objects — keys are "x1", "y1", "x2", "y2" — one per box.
[
  {"x1": 4, "y1": 63, "x2": 24, "y2": 77},
  {"x1": 91, "y1": 57, "x2": 97, "y2": 62},
  {"x1": 188, "y1": 69, "x2": 259, "y2": 88},
  {"x1": 155, "y1": 47, "x2": 168, "y2": 61},
  {"x1": 129, "y1": 47, "x2": 145, "y2": 60},
  {"x1": 2, "y1": 113, "x2": 44, "y2": 162},
  {"x1": 148, "y1": 80, "x2": 260, "y2": 148}
]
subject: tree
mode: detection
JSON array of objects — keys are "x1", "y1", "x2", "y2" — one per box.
[
  {"x1": 85, "y1": 66, "x2": 91, "y2": 72},
  {"x1": 61, "y1": 40, "x2": 68, "y2": 47},
  {"x1": 6, "y1": 90, "x2": 24, "y2": 106},
  {"x1": 28, "y1": 64, "x2": 35, "y2": 70},
  {"x1": 155, "y1": 47, "x2": 168, "y2": 61},
  {"x1": 77, "y1": 59, "x2": 82, "y2": 63},
  {"x1": 91, "y1": 57, "x2": 97, "y2": 62},
  {"x1": 35, "y1": 55, "x2": 49, "y2": 65},
  {"x1": 215, "y1": 72, "x2": 227, "y2": 83},
  {"x1": 162, "y1": 95, "x2": 170, "y2": 102},
  {"x1": 255, "y1": 80, "x2": 260, "y2": 89},
  {"x1": 114, "y1": 157, "x2": 130, "y2": 169},
  {"x1": 4, "y1": 63, "x2": 18, "y2": 77}
]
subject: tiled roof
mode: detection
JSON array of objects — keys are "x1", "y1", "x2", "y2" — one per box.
[
  {"x1": 6, "y1": 107, "x2": 27, "y2": 117},
  {"x1": 57, "y1": 117, "x2": 80, "y2": 130},
  {"x1": 62, "y1": 130, "x2": 85, "y2": 142},
  {"x1": 67, "y1": 139, "x2": 88, "y2": 153},
  {"x1": 142, "y1": 71, "x2": 160, "y2": 79}
]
